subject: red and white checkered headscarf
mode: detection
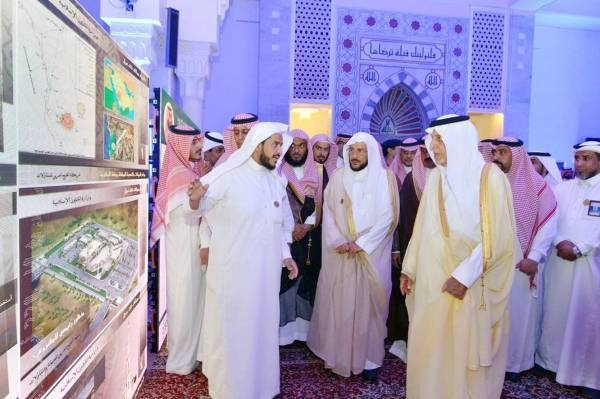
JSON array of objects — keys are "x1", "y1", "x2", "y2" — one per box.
[
  {"x1": 493, "y1": 137, "x2": 557, "y2": 256},
  {"x1": 150, "y1": 126, "x2": 204, "y2": 247},
  {"x1": 309, "y1": 133, "x2": 338, "y2": 176},
  {"x1": 410, "y1": 141, "x2": 430, "y2": 199},
  {"x1": 216, "y1": 113, "x2": 259, "y2": 166},
  {"x1": 389, "y1": 137, "x2": 418, "y2": 186},
  {"x1": 280, "y1": 130, "x2": 323, "y2": 224},
  {"x1": 478, "y1": 139, "x2": 495, "y2": 162}
]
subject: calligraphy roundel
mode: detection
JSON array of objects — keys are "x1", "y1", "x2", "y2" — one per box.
[{"x1": 370, "y1": 84, "x2": 427, "y2": 136}]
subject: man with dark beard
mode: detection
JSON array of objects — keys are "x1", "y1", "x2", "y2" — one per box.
[
  {"x1": 308, "y1": 133, "x2": 399, "y2": 381},
  {"x1": 278, "y1": 129, "x2": 324, "y2": 345},
  {"x1": 491, "y1": 137, "x2": 558, "y2": 382},
  {"x1": 187, "y1": 122, "x2": 298, "y2": 399},
  {"x1": 536, "y1": 141, "x2": 600, "y2": 397}
]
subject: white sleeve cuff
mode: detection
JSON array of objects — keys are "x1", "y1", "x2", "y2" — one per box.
[
  {"x1": 451, "y1": 245, "x2": 483, "y2": 288},
  {"x1": 527, "y1": 250, "x2": 544, "y2": 263}
]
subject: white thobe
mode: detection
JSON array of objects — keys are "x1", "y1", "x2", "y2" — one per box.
[
  {"x1": 164, "y1": 203, "x2": 205, "y2": 374},
  {"x1": 545, "y1": 173, "x2": 560, "y2": 190},
  {"x1": 536, "y1": 174, "x2": 600, "y2": 390},
  {"x1": 198, "y1": 159, "x2": 293, "y2": 399},
  {"x1": 279, "y1": 165, "x2": 315, "y2": 345},
  {"x1": 506, "y1": 212, "x2": 558, "y2": 373},
  {"x1": 336, "y1": 156, "x2": 344, "y2": 169},
  {"x1": 350, "y1": 168, "x2": 395, "y2": 370}
]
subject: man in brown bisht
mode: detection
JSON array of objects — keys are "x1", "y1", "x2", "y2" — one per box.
[
  {"x1": 401, "y1": 115, "x2": 520, "y2": 399},
  {"x1": 388, "y1": 136, "x2": 436, "y2": 362},
  {"x1": 307, "y1": 132, "x2": 399, "y2": 382}
]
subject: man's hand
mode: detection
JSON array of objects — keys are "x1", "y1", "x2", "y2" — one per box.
[
  {"x1": 556, "y1": 240, "x2": 578, "y2": 261},
  {"x1": 517, "y1": 258, "x2": 538, "y2": 276},
  {"x1": 335, "y1": 243, "x2": 350, "y2": 254},
  {"x1": 292, "y1": 224, "x2": 312, "y2": 242},
  {"x1": 392, "y1": 252, "x2": 402, "y2": 269},
  {"x1": 199, "y1": 248, "x2": 209, "y2": 267},
  {"x1": 442, "y1": 276, "x2": 467, "y2": 300},
  {"x1": 283, "y1": 258, "x2": 299, "y2": 280},
  {"x1": 187, "y1": 180, "x2": 209, "y2": 202},
  {"x1": 400, "y1": 274, "x2": 412, "y2": 296},
  {"x1": 517, "y1": 258, "x2": 539, "y2": 289},
  {"x1": 347, "y1": 242, "x2": 363, "y2": 254}
]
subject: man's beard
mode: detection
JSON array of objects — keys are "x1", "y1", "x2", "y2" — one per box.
[
  {"x1": 259, "y1": 149, "x2": 277, "y2": 170},
  {"x1": 577, "y1": 169, "x2": 599, "y2": 180},
  {"x1": 350, "y1": 160, "x2": 368, "y2": 172},
  {"x1": 284, "y1": 152, "x2": 307, "y2": 167},
  {"x1": 493, "y1": 160, "x2": 508, "y2": 173}
]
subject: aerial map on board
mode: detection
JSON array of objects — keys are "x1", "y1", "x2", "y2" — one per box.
[{"x1": 17, "y1": 0, "x2": 96, "y2": 158}]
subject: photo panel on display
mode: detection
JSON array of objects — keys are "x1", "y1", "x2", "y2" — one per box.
[
  {"x1": 0, "y1": 0, "x2": 16, "y2": 187},
  {"x1": 0, "y1": 190, "x2": 18, "y2": 398},
  {"x1": 18, "y1": 181, "x2": 148, "y2": 399},
  {"x1": 16, "y1": 0, "x2": 149, "y2": 188},
  {"x1": 46, "y1": 290, "x2": 147, "y2": 399}
]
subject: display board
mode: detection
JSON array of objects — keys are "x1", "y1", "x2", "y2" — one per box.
[
  {"x1": 1, "y1": 1, "x2": 18, "y2": 397},
  {"x1": 3, "y1": 0, "x2": 150, "y2": 398},
  {"x1": 17, "y1": 0, "x2": 149, "y2": 188}
]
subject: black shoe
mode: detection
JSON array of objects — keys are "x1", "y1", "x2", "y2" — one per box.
[
  {"x1": 362, "y1": 368, "x2": 379, "y2": 382},
  {"x1": 530, "y1": 364, "x2": 556, "y2": 380},
  {"x1": 505, "y1": 372, "x2": 522, "y2": 383}
]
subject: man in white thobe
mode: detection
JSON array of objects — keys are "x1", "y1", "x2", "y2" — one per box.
[
  {"x1": 308, "y1": 132, "x2": 399, "y2": 381},
  {"x1": 149, "y1": 111, "x2": 207, "y2": 375},
  {"x1": 529, "y1": 151, "x2": 563, "y2": 189},
  {"x1": 491, "y1": 137, "x2": 558, "y2": 382},
  {"x1": 334, "y1": 133, "x2": 352, "y2": 168},
  {"x1": 187, "y1": 122, "x2": 299, "y2": 399},
  {"x1": 390, "y1": 137, "x2": 418, "y2": 186},
  {"x1": 536, "y1": 141, "x2": 600, "y2": 397}
]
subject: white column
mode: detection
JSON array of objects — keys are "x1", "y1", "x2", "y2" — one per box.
[
  {"x1": 175, "y1": 41, "x2": 215, "y2": 124},
  {"x1": 103, "y1": 18, "x2": 163, "y2": 76}
]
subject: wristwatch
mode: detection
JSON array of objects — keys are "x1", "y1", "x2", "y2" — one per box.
[{"x1": 573, "y1": 246, "x2": 583, "y2": 258}]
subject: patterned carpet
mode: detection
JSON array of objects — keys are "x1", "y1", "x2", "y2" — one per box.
[{"x1": 135, "y1": 342, "x2": 587, "y2": 399}]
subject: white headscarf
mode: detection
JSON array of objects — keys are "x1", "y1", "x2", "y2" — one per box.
[
  {"x1": 425, "y1": 115, "x2": 485, "y2": 240},
  {"x1": 574, "y1": 140, "x2": 600, "y2": 155},
  {"x1": 200, "y1": 122, "x2": 291, "y2": 186},
  {"x1": 342, "y1": 132, "x2": 391, "y2": 235},
  {"x1": 528, "y1": 152, "x2": 562, "y2": 187},
  {"x1": 203, "y1": 131, "x2": 224, "y2": 151}
]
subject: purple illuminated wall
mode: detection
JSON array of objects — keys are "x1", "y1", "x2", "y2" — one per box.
[{"x1": 334, "y1": 7, "x2": 469, "y2": 136}]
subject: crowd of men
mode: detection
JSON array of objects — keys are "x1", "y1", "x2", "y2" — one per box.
[{"x1": 150, "y1": 111, "x2": 599, "y2": 399}]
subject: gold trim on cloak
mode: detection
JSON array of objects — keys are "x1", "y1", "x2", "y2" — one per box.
[
  {"x1": 479, "y1": 163, "x2": 493, "y2": 310},
  {"x1": 436, "y1": 163, "x2": 494, "y2": 311},
  {"x1": 341, "y1": 170, "x2": 399, "y2": 313}
]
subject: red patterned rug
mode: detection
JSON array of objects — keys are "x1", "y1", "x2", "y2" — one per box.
[{"x1": 135, "y1": 342, "x2": 585, "y2": 398}]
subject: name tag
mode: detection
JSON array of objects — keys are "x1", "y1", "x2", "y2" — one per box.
[{"x1": 588, "y1": 200, "x2": 600, "y2": 217}]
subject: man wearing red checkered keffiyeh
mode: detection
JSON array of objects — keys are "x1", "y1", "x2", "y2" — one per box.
[
  {"x1": 150, "y1": 105, "x2": 206, "y2": 375},
  {"x1": 278, "y1": 129, "x2": 325, "y2": 345},
  {"x1": 215, "y1": 113, "x2": 259, "y2": 166},
  {"x1": 389, "y1": 137, "x2": 419, "y2": 186},
  {"x1": 491, "y1": 136, "x2": 558, "y2": 381}
]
